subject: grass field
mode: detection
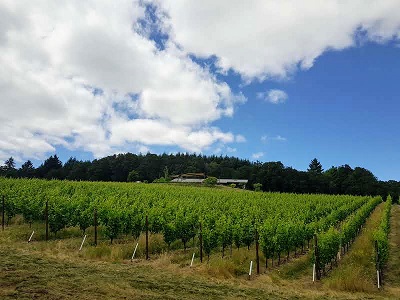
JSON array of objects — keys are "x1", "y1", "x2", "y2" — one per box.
[{"x1": 1, "y1": 205, "x2": 399, "y2": 299}]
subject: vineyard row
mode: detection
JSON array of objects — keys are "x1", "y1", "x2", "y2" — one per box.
[{"x1": 0, "y1": 178, "x2": 381, "y2": 266}]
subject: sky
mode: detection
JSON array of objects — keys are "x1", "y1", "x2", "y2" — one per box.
[{"x1": 1, "y1": 0, "x2": 400, "y2": 181}]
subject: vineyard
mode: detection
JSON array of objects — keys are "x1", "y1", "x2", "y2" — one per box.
[
  {"x1": 1, "y1": 177, "x2": 382, "y2": 265},
  {"x1": 1, "y1": 177, "x2": 399, "y2": 299}
]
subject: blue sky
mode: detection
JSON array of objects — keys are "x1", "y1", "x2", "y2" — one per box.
[
  {"x1": 212, "y1": 42, "x2": 400, "y2": 180},
  {"x1": 1, "y1": 1, "x2": 400, "y2": 180},
  {"x1": 55, "y1": 41, "x2": 400, "y2": 181}
]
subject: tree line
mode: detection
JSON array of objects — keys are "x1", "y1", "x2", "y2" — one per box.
[{"x1": 0, "y1": 153, "x2": 399, "y2": 201}]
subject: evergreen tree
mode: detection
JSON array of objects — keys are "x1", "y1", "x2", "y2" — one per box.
[
  {"x1": 1, "y1": 157, "x2": 17, "y2": 177},
  {"x1": 19, "y1": 160, "x2": 35, "y2": 178},
  {"x1": 308, "y1": 158, "x2": 323, "y2": 175},
  {"x1": 4, "y1": 157, "x2": 16, "y2": 170}
]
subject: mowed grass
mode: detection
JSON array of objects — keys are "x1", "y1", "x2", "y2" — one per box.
[
  {"x1": 323, "y1": 202, "x2": 383, "y2": 293},
  {"x1": 1, "y1": 219, "x2": 312, "y2": 279},
  {"x1": 385, "y1": 204, "x2": 400, "y2": 296},
  {"x1": 0, "y1": 214, "x2": 399, "y2": 299},
  {"x1": 0, "y1": 230, "x2": 324, "y2": 300},
  {"x1": 0, "y1": 226, "x2": 286, "y2": 300}
]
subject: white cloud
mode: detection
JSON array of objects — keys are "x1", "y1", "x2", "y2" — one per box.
[
  {"x1": 109, "y1": 118, "x2": 234, "y2": 153},
  {"x1": 212, "y1": 144, "x2": 237, "y2": 155},
  {"x1": 0, "y1": 0, "x2": 245, "y2": 161},
  {"x1": 275, "y1": 135, "x2": 287, "y2": 142},
  {"x1": 235, "y1": 134, "x2": 246, "y2": 143},
  {"x1": 252, "y1": 152, "x2": 264, "y2": 159},
  {"x1": 213, "y1": 147, "x2": 222, "y2": 154},
  {"x1": 155, "y1": 0, "x2": 400, "y2": 80},
  {"x1": 226, "y1": 147, "x2": 237, "y2": 153},
  {"x1": 261, "y1": 135, "x2": 287, "y2": 143},
  {"x1": 258, "y1": 89, "x2": 288, "y2": 104},
  {"x1": 137, "y1": 145, "x2": 150, "y2": 154},
  {"x1": 261, "y1": 135, "x2": 268, "y2": 143}
]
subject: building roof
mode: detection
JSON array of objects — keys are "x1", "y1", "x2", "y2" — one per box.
[
  {"x1": 217, "y1": 179, "x2": 248, "y2": 184},
  {"x1": 170, "y1": 178, "x2": 204, "y2": 183},
  {"x1": 170, "y1": 178, "x2": 248, "y2": 184}
]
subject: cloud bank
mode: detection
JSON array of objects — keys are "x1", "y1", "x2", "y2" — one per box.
[
  {"x1": 0, "y1": 0, "x2": 245, "y2": 161},
  {"x1": 156, "y1": 0, "x2": 400, "y2": 80},
  {"x1": 1, "y1": 0, "x2": 400, "y2": 162}
]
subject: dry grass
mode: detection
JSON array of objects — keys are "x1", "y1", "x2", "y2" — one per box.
[{"x1": 1, "y1": 215, "x2": 400, "y2": 299}]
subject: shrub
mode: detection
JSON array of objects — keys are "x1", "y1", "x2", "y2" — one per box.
[
  {"x1": 253, "y1": 183, "x2": 262, "y2": 192},
  {"x1": 204, "y1": 176, "x2": 218, "y2": 185},
  {"x1": 153, "y1": 177, "x2": 169, "y2": 183}
]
